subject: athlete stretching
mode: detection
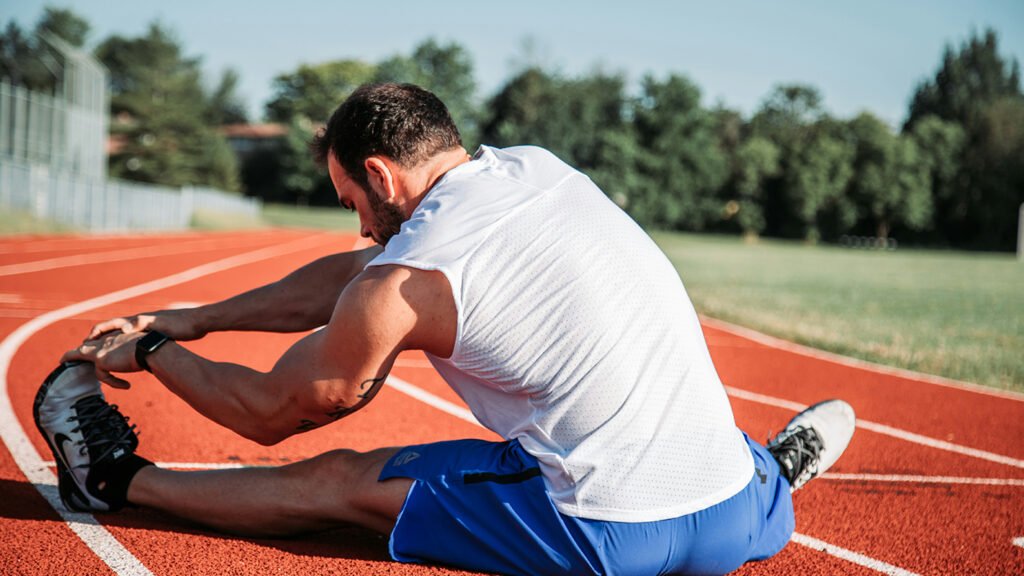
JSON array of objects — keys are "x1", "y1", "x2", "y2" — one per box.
[{"x1": 35, "y1": 83, "x2": 855, "y2": 575}]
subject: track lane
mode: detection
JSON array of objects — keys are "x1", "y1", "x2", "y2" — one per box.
[
  {"x1": 2, "y1": 231, "x2": 1022, "y2": 575},
  {"x1": 1, "y1": 231, "x2": 358, "y2": 576},
  {"x1": 705, "y1": 326, "x2": 1024, "y2": 460}
]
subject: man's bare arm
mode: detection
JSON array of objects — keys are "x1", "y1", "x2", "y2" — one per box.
[
  {"x1": 88, "y1": 246, "x2": 383, "y2": 340},
  {"x1": 66, "y1": 264, "x2": 456, "y2": 445}
]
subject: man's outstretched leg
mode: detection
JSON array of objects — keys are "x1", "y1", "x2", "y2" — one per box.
[
  {"x1": 127, "y1": 448, "x2": 409, "y2": 536},
  {"x1": 35, "y1": 362, "x2": 411, "y2": 536}
]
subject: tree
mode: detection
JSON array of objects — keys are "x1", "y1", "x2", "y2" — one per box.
[
  {"x1": 482, "y1": 67, "x2": 639, "y2": 215},
  {"x1": 481, "y1": 67, "x2": 629, "y2": 170},
  {"x1": 905, "y1": 29, "x2": 1021, "y2": 130},
  {"x1": 846, "y1": 113, "x2": 932, "y2": 239},
  {"x1": 730, "y1": 136, "x2": 780, "y2": 238},
  {"x1": 749, "y1": 84, "x2": 825, "y2": 146},
  {"x1": 96, "y1": 23, "x2": 239, "y2": 191},
  {"x1": 36, "y1": 7, "x2": 90, "y2": 48},
  {"x1": 206, "y1": 68, "x2": 249, "y2": 125},
  {"x1": 1, "y1": 7, "x2": 92, "y2": 92},
  {"x1": 262, "y1": 59, "x2": 375, "y2": 204},
  {"x1": 907, "y1": 115, "x2": 964, "y2": 205},
  {"x1": 964, "y1": 97, "x2": 1024, "y2": 248},
  {"x1": 905, "y1": 28, "x2": 1023, "y2": 249},
  {"x1": 265, "y1": 60, "x2": 375, "y2": 124},
  {"x1": 481, "y1": 67, "x2": 560, "y2": 149},
  {"x1": 0, "y1": 21, "x2": 43, "y2": 88},
  {"x1": 786, "y1": 129, "x2": 855, "y2": 242},
  {"x1": 749, "y1": 84, "x2": 833, "y2": 239},
  {"x1": 278, "y1": 116, "x2": 333, "y2": 205},
  {"x1": 630, "y1": 74, "x2": 728, "y2": 230}
]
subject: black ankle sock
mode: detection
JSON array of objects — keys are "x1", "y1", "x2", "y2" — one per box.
[{"x1": 88, "y1": 454, "x2": 155, "y2": 511}]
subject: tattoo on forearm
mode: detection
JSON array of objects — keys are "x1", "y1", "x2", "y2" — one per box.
[
  {"x1": 357, "y1": 374, "x2": 386, "y2": 399},
  {"x1": 295, "y1": 374, "x2": 388, "y2": 431}
]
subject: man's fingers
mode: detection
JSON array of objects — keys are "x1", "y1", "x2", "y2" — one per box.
[
  {"x1": 87, "y1": 318, "x2": 128, "y2": 341},
  {"x1": 96, "y1": 368, "x2": 131, "y2": 390},
  {"x1": 61, "y1": 345, "x2": 90, "y2": 364}
]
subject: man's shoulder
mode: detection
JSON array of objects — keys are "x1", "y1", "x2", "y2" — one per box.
[
  {"x1": 353, "y1": 264, "x2": 453, "y2": 308},
  {"x1": 345, "y1": 263, "x2": 456, "y2": 356}
]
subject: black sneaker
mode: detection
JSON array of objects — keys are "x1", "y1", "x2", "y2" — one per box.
[
  {"x1": 33, "y1": 362, "x2": 148, "y2": 512},
  {"x1": 767, "y1": 399, "x2": 855, "y2": 492}
]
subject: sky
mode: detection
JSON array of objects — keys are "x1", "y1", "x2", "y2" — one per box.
[{"x1": 8, "y1": 1, "x2": 1024, "y2": 127}]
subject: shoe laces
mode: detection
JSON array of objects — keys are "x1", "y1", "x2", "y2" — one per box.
[
  {"x1": 769, "y1": 425, "x2": 823, "y2": 490},
  {"x1": 67, "y1": 396, "x2": 137, "y2": 467}
]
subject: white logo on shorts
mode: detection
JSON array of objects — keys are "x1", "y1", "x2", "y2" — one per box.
[{"x1": 394, "y1": 451, "x2": 421, "y2": 466}]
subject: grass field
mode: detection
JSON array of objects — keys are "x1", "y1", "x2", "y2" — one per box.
[
  {"x1": 653, "y1": 232, "x2": 1024, "y2": 393},
  {"x1": 0, "y1": 209, "x2": 75, "y2": 235},
  {"x1": 190, "y1": 204, "x2": 361, "y2": 231}
]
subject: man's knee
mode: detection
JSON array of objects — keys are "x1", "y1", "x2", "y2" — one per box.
[{"x1": 281, "y1": 447, "x2": 406, "y2": 530}]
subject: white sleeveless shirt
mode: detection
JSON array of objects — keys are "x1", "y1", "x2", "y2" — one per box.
[{"x1": 367, "y1": 145, "x2": 753, "y2": 522}]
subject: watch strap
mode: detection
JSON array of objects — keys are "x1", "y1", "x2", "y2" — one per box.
[{"x1": 135, "y1": 331, "x2": 172, "y2": 373}]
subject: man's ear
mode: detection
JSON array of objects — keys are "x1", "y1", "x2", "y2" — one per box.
[{"x1": 364, "y1": 157, "x2": 398, "y2": 201}]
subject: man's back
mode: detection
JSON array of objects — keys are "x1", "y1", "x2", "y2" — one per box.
[{"x1": 369, "y1": 145, "x2": 753, "y2": 521}]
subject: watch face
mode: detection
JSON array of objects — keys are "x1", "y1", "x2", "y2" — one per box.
[
  {"x1": 140, "y1": 331, "x2": 168, "y2": 351},
  {"x1": 136, "y1": 331, "x2": 170, "y2": 372}
]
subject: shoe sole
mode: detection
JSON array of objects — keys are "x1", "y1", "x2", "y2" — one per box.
[{"x1": 33, "y1": 362, "x2": 94, "y2": 512}]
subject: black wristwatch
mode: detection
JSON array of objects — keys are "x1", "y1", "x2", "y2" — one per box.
[{"x1": 135, "y1": 331, "x2": 172, "y2": 373}]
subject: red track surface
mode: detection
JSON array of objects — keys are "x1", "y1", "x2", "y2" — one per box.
[{"x1": 1, "y1": 230, "x2": 1021, "y2": 575}]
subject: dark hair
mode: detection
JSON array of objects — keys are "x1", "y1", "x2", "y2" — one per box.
[{"x1": 311, "y1": 83, "x2": 462, "y2": 191}]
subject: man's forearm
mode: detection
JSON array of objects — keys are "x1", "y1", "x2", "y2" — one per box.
[
  {"x1": 143, "y1": 341, "x2": 292, "y2": 445},
  {"x1": 192, "y1": 246, "x2": 382, "y2": 334}
]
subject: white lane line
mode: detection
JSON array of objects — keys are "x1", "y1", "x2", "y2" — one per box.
[
  {"x1": 1013, "y1": 537, "x2": 1024, "y2": 549},
  {"x1": 725, "y1": 385, "x2": 1024, "y2": 469},
  {"x1": 856, "y1": 419, "x2": 1024, "y2": 469},
  {"x1": 387, "y1": 376, "x2": 918, "y2": 575},
  {"x1": 0, "y1": 234, "x2": 282, "y2": 277},
  {"x1": 821, "y1": 473, "x2": 1024, "y2": 486},
  {"x1": 702, "y1": 316, "x2": 1024, "y2": 402},
  {"x1": 0, "y1": 231, "x2": 214, "y2": 255},
  {"x1": 0, "y1": 233, "x2": 335, "y2": 576},
  {"x1": 791, "y1": 533, "x2": 920, "y2": 576},
  {"x1": 387, "y1": 376, "x2": 480, "y2": 425}
]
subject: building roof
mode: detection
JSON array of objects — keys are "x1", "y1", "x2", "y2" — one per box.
[{"x1": 220, "y1": 124, "x2": 288, "y2": 139}]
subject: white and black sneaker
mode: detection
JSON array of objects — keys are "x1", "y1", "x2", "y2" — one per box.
[
  {"x1": 767, "y1": 399, "x2": 856, "y2": 492},
  {"x1": 33, "y1": 362, "x2": 152, "y2": 512}
]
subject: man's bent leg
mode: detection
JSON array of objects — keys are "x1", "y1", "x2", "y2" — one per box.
[{"x1": 127, "y1": 447, "x2": 412, "y2": 537}]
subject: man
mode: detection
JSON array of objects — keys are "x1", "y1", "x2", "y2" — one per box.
[{"x1": 35, "y1": 83, "x2": 855, "y2": 575}]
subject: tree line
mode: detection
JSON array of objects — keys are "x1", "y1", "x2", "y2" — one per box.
[{"x1": 3, "y1": 8, "x2": 1022, "y2": 250}]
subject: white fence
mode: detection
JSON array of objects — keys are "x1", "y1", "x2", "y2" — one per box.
[
  {"x1": 0, "y1": 79, "x2": 107, "y2": 181},
  {"x1": 0, "y1": 156, "x2": 261, "y2": 232}
]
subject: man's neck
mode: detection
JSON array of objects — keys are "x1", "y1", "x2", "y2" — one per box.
[{"x1": 400, "y1": 147, "x2": 472, "y2": 216}]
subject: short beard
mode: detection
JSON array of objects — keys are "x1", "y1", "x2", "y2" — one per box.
[{"x1": 365, "y1": 186, "x2": 405, "y2": 245}]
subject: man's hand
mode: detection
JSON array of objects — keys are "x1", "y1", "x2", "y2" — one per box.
[
  {"x1": 62, "y1": 332, "x2": 147, "y2": 389},
  {"x1": 87, "y1": 308, "x2": 205, "y2": 342}
]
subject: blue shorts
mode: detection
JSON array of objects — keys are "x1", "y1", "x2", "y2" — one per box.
[{"x1": 379, "y1": 433, "x2": 794, "y2": 575}]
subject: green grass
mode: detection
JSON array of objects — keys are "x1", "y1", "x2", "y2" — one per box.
[
  {"x1": 652, "y1": 232, "x2": 1024, "y2": 392},
  {"x1": 190, "y1": 204, "x2": 361, "y2": 232},
  {"x1": 261, "y1": 203, "x2": 360, "y2": 231},
  {"x1": 0, "y1": 209, "x2": 76, "y2": 235}
]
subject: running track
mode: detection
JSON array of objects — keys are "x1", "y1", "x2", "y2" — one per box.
[{"x1": 1, "y1": 230, "x2": 1021, "y2": 575}]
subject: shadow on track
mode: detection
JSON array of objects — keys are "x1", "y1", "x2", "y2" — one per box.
[{"x1": 0, "y1": 477, "x2": 392, "y2": 562}]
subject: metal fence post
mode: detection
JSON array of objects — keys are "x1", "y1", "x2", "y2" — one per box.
[{"x1": 1018, "y1": 202, "x2": 1024, "y2": 262}]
